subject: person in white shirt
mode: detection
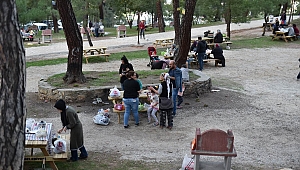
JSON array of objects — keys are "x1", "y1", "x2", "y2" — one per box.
[{"x1": 147, "y1": 90, "x2": 159, "y2": 126}]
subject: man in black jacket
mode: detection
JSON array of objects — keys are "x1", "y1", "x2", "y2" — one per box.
[
  {"x1": 214, "y1": 30, "x2": 223, "y2": 43},
  {"x1": 211, "y1": 43, "x2": 225, "y2": 67},
  {"x1": 196, "y1": 36, "x2": 207, "y2": 71}
]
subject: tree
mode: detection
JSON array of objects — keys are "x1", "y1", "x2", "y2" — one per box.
[
  {"x1": 156, "y1": 0, "x2": 165, "y2": 32},
  {"x1": 56, "y1": 0, "x2": 86, "y2": 84},
  {"x1": 173, "y1": 0, "x2": 197, "y2": 67},
  {"x1": 0, "y1": 0, "x2": 26, "y2": 169}
]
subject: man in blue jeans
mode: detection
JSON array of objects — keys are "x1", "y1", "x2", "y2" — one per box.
[
  {"x1": 196, "y1": 36, "x2": 208, "y2": 71},
  {"x1": 168, "y1": 60, "x2": 182, "y2": 116}
]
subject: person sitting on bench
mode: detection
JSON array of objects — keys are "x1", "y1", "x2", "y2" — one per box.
[
  {"x1": 214, "y1": 29, "x2": 223, "y2": 43},
  {"x1": 211, "y1": 43, "x2": 225, "y2": 67}
]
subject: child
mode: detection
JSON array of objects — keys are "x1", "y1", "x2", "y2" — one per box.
[
  {"x1": 134, "y1": 73, "x2": 143, "y2": 93},
  {"x1": 147, "y1": 89, "x2": 159, "y2": 126}
]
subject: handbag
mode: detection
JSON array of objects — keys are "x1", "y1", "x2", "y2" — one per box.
[{"x1": 159, "y1": 97, "x2": 173, "y2": 110}]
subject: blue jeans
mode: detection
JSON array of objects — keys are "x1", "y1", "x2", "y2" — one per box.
[
  {"x1": 140, "y1": 29, "x2": 145, "y2": 38},
  {"x1": 198, "y1": 52, "x2": 205, "y2": 71},
  {"x1": 172, "y1": 88, "x2": 179, "y2": 115},
  {"x1": 123, "y1": 98, "x2": 139, "y2": 126}
]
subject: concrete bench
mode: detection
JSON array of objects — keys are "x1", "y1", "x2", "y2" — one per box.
[
  {"x1": 41, "y1": 29, "x2": 52, "y2": 43},
  {"x1": 117, "y1": 25, "x2": 126, "y2": 38},
  {"x1": 191, "y1": 128, "x2": 237, "y2": 170},
  {"x1": 84, "y1": 53, "x2": 111, "y2": 63}
]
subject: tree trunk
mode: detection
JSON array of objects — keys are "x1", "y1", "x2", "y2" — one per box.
[
  {"x1": 262, "y1": 12, "x2": 267, "y2": 36},
  {"x1": 0, "y1": 0, "x2": 26, "y2": 169},
  {"x1": 56, "y1": 0, "x2": 86, "y2": 84},
  {"x1": 173, "y1": 0, "x2": 181, "y2": 46},
  {"x1": 224, "y1": 1, "x2": 231, "y2": 39},
  {"x1": 174, "y1": 0, "x2": 197, "y2": 67},
  {"x1": 157, "y1": 0, "x2": 165, "y2": 32},
  {"x1": 83, "y1": 2, "x2": 93, "y2": 47},
  {"x1": 53, "y1": 15, "x2": 59, "y2": 33}
]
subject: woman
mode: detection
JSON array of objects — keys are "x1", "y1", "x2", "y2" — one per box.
[
  {"x1": 210, "y1": 43, "x2": 225, "y2": 67},
  {"x1": 123, "y1": 71, "x2": 141, "y2": 128},
  {"x1": 119, "y1": 55, "x2": 134, "y2": 90},
  {"x1": 54, "y1": 99, "x2": 88, "y2": 162},
  {"x1": 148, "y1": 73, "x2": 173, "y2": 130}
]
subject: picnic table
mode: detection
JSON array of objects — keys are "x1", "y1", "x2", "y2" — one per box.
[
  {"x1": 153, "y1": 38, "x2": 174, "y2": 48},
  {"x1": 25, "y1": 122, "x2": 70, "y2": 170},
  {"x1": 108, "y1": 90, "x2": 150, "y2": 123},
  {"x1": 83, "y1": 46, "x2": 110, "y2": 63},
  {"x1": 271, "y1": 30, "x2": 296, "y2": 42}
]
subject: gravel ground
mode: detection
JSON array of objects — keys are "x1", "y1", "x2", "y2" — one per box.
[{"x1": 25, "y1": 28, "x2": 300, "y2": 170}]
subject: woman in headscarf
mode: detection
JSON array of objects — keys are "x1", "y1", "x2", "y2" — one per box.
[
  {"x1": 148, "y1": 73, "x2": 174, "y2": 130},
  {"x1": 210, "y1": 43, "x2": 225, "y2": 67},
  {"x1": 54, "y1": 99, "x2": 88, "y2": 162},
  {"x1": 119, "y1": 55, "x2": 134, "y2": 90}
]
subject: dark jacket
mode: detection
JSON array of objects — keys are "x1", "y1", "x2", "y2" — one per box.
[
  {"x1": 119, "y1": 63, "x2": 134, "y2": 83},
  {"x1": 123, "y1": 78, "x2": 140, "y2": 98},
  {"x1": 196, "y1": 40, "x2": 207, "y2": 53},
  {"x1": 211, "y1": 47, "x2": 225, "y2": 60},
  {"x1": 214, "y1": 32, "x2": 223, "y2": 43}
]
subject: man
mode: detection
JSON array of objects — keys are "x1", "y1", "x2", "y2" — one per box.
[
  {"x1": 196, "y1": 36, "x2": 208, "y2": 71},
  {"x1": 168, "y1": 60, "x2": 182, "y2": 116},
  {"x1": 280, "y1": 11, "x2": 286, "y2": 25},
  {"x1": 210, "y1": 43, "x2": 225, "y2": 67},
  {"x1": 214, "y1": 29, "x2": 223, "y2": 43}
]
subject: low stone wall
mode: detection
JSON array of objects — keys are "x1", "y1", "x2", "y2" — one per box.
[{"x1": 38, "y1": 70, "x2": 211, "y2": 103}]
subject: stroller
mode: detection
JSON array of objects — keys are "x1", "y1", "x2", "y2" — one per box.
[{"x1": 147, "y1": 46, "x2": 159, "y2": 67}]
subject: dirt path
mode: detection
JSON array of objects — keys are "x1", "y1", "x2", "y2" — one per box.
[{"x1": 25, "y1": 28, "x2": 300, "y2": 169}]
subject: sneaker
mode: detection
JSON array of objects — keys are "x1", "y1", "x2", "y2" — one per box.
[
  {"x1": 177, "y1": 106, "x2": 182, "y2": 109},
  {"x1": 124, "y1": 125, "x2": 129, "y2": 128},
  {"x1": 153, "y1": 122, "x2": 159, "y2": 126},
  {"x1": 167, "y1": 126, "x2": 173, "y2": 130},
  {"x1": 79, "y1": 156, "x2": 88, "y2": 160},
  {"x1": 135, "y1": 123, "x2": 139, "y2": 127}
]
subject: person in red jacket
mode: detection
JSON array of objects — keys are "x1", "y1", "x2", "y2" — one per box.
[{"x1": 139, "y1": 20, "x2": 145, "y2": 39}]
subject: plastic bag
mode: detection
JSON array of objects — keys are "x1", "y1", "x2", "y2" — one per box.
[
  {"x1": 35, "y1": 128, "x2": 47, "y2": 138},
  {"x1": 114, "y1": 103, "x2": 124, "y2": 111},
  {"x1": 138, "y1": 103, "x2": 144, "y2": 111},
  {"x1": 25, "y1": 118, "x2": 35, "y2": 131},
  {"x1": 181, "y1": 154, "x2": 194, "y2": 170},
  {"x1": 93, "y1": 114, "x2": 110, "y2": 125},
  {"x1": 109, "y1": 85, "x2": 121, "y2": 98},
  {"x1": 53, "y1": 139, "x2": 67, "y2": 154}
]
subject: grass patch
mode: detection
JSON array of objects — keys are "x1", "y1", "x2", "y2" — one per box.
[
  {"x1": 26, "y1": 49, "x2": 166, "y2": 67},
  {"x1": 26, "y1": 58, "x2": 67, "y2": 68},
  {"x1": 47, "y1": 70, "x2": 198, "y2": 88}
]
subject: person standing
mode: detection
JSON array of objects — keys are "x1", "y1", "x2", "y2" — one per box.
[
  {"x1": 119, "y1": 55, "x2": 134, "y2": 90},
  {"x1": 148, "y1": 73, "x2": 173, "y2": 129},
  {"x1": 128, "y1": 19, "x2": 133, "y2": 29},
  {"x1": 210, "y1": 43, "x2": 226, "y2": 67},
  {"x1": 146, "y1": 89, "x2": 159, "y2": 126},
  {"x1": 94, "y1": 22, "x2": 100, "y2": 37},
  {"x1": 280, "y1": 11, "x2": 286, "y2": 25},
  {"x1": 168, "y1": 60, "x2": 182, "y2": 116},
  {"x1": 123, "y1": 71, "x2": 141, "y2": 128},
  {"x1": 196, "y1": 36, "x2": 208, "y2": 71},
  {"x1": 139, "y1": 20, "x2": 145, "y2": 39},
  {"x1": 54, "y1": 99, "x2": 88, "y2": 162}
]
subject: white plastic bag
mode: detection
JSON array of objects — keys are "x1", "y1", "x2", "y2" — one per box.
[
  {"x1": 181, "y1": 154, "x2": 194, "y2": 170},
  {"x1": 93, "y1": 114, "x2": 110, "y2": 126},
  {"x1": 53, "y1": 139, "x2": 67, "y2": 154},
  {"x1": 25, "y1": 118, "x2": 35, "y2": 131},
  {"x1": 109, "y1": 85, "x2": 121, "y2": 98}
]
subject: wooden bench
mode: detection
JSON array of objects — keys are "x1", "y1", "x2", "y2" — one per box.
[
  {"x1": 207, "y1": 42, "x2": 233, "y2": 49},
  {"x1": 204, "y1": 58, "x2": 221, "y2": 67},
  {"x1": 117, "y1": 25, "x2": 126, "y2": 38},
  {"x1": 84, "y1": 53, "x2": 111, "y2": 63},
  {"x1": 285, "y1": 35, "x2": 297, "y2": 41},
  {"x1": 41, "y1": 29, "x2": 52, "y2": 43},
  {"x1": 113, "y1": 108, "x2": 148, "y2": 124},
  {"x1": 191, "y1": 128, "x2": 237, "y2": 170}
]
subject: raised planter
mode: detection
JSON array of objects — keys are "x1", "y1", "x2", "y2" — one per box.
[{"x1": 38, "y1": 70, "x2": 211, "y2": 103}]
